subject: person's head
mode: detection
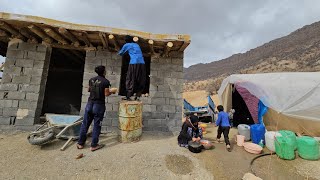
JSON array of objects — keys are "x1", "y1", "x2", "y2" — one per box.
[
  {"x1": 217, "y1": 105, "x2": 224, "y2": 112},
  {"x1": 190, "y1": 115, "x2": 199, "y2": 126},
  {"x1": 95, "y1": 65, "x2": 106, "y2": 76},
  {"x1": 125, "y1": 35, "x2": 134, "y2": 43}
]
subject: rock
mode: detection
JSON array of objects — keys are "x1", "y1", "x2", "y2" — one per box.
[{"x1": 242, "y1": 173, "x2": 262, "y2": 180}]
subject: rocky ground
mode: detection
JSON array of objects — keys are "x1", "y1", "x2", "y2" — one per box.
[{"x1": 0, "y1": 124, "x2": 319, "y2": 180}]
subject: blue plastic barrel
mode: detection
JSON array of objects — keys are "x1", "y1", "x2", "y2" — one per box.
[{"x1": 251, "y1": 124, "x2": 266, "y2": 144}]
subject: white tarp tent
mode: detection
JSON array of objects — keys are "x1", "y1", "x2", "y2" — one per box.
[{"x1": 218, "y1": 72, "x2": 320, "y2": 136}]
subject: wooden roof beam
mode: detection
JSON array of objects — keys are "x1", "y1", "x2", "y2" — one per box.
[
  {"x1": 133, "y1": 37, "x2": 139, "y2": 42},
  {"x1": 44, "y1": 28, "x2": 68, "y2": 45},
  {"x1": 98, "y1": 32, "x2": 109, "y2": 49},
  {"x1": 78, "y1": 32, "x2": 92, "y2": 47},
  {"x1": 179, "y1": 41, "x2": 190, "y2": 52},
  {"x1": 0, "y1": 21, "x2": 25, "y2": 40},
  {"x1": 28, "y1": 25, "x2": 53, "y2": 43},
  {"x1": 108, "y1": 34, "x2": 119, "y2": 51},
  {"x1": 58, "y1": 27, "x2": 80, "y2": 47},
  {"x1": 19, "y1": 28, "x2": 38, "y2": 43},
  {"x1": 163, "y1": 42, "x2": 173, "y2": 57},
  {"x1": 148, "y1": 39, "x2": 155, "y2": 55}
]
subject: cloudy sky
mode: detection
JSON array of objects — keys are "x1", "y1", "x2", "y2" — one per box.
[{"x1": 1, "y1": 0, "x2": 320, "y2": 67}]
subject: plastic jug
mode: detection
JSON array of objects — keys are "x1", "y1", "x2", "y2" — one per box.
[
  {"x1": 265, "y1": 131, "x2": 281, "y2": 152},
  {"x1": 235, "y1": 135, "x2": 245, "y2": 146},
  {"x1": 297, "y1": 136, "x2": 320, "y2": 160},
  {"x1": 279, "y1": 130, "x2": 297, "y2": 150},
  {"x1": 275, "y1": 136, "x2": 296, "y2": 160},
  {"x1": 237, "y1": 124, "x2": 251, "y2": 141},
  {"x1": 251, "y1": 124, "x2": 266, "y2": 144}
]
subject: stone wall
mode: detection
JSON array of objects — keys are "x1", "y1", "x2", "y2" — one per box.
[
  {"x1": 0, "y1": 40, "x2": 51, "y2": 126},
  {"x1": 81, "y1": 50, "x2": 184, "y2": 132}
]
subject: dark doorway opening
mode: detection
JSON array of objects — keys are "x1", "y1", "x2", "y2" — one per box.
[
  {"x1": 41, "y1": 48, "x2": 85, "y2": 115},
  {"x1": 119, "y1": 54, "x2": 150, "y2": 96},
  {"x1": 232, "y1": 85, "x2": 254, "y2": 127}
]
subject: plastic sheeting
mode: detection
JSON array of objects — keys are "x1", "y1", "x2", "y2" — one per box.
[{"x1": 218, "y1": 72, "x2": 320, "y2": 122}]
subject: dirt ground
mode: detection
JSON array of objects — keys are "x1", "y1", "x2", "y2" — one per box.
[{"x1": 1, "y1": 125, "x2": 319, "y2": 180}]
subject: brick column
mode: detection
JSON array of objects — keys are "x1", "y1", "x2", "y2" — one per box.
[
  {"x1": 0, "y1": 40, "x2": 51, "y2": 126},
  {"x1": 143, "y1": 52, "x2": 184, "y2": 132},
  {"x1": 81, "y1": 50, "x2": 122, "y2": 132}
]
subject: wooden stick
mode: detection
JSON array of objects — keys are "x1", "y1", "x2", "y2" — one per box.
[
  {"x1": 148, "y1": 39, "x2": 155, "y2": 54},
  {"x1": 163, "y1": 42, "x2": 173, "y2": 57},
  {"x1": 108, "y1": 34, "x2": 119, "y2": 51},
  {"x1": 44, "y1": 28, "x2": 68, "y2": 45},
  {"x1": 28, "y1": 25, "x2": 53, "y2": 43},
  {"x1": 19, "y1": 28, "x2": 38, "y2": 43},
  {"x1": 0, "y1": 21, "x2": 25, "y2": 40},
  {"x1": 58, "y1": 27, "x2": 80, "y2": 47},
  {"x1": 60, "y1": 137, "x2": 74, "y2": 151},
  {"x1": 99, "y1": 32, "x2": 109, "y2": 49}
]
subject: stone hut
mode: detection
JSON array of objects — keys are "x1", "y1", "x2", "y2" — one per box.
[{"x1": 0, "y1": 12, "x2": 190, "y2": 132}]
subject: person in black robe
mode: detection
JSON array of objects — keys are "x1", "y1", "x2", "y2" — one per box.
[{"x1": 177, "y1": 113, "x2": 203, "y2": 148}]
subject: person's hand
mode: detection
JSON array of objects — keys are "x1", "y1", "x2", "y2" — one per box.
[
  {"x1": 214, "y1": 124, "x2": 218, "y2": 127},
  {"x1": 192, "y1": 137, "x2": 197, "y2": 142},
  {"x1": 196, "y1": 137, "x2": 201, "y2": 142}
]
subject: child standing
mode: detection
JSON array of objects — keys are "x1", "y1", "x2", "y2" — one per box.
[{"x1": 215, "y1": 105, "x2": 231, "y2": 152}]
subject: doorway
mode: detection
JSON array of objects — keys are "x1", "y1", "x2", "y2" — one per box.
[{"x1": 41, "y1": 48, "x2": 85, "y2": 115}]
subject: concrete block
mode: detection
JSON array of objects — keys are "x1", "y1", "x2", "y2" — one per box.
[
  {"x1": 16, "y1": 59, "x2": 34, "y2": 68},
  {"x1": 105, "y1": 111, "x2": 118, "y2": 118},
  {"x1": 150, "y1": 71, "x2": 157, "y2": 77},
  {"x1": 31, "y1": 68, "x2": 44, "y2": 77},
  {"x1": 83, "y1": 72, "x2": 95, "y2": 81},
  {"x1": 85, "y1": 57, "x2": 103, "y2": 65},
  {"x1": 151, "y1": 98, "x2": 166, "y2": 105},
  {"x1": 19, "y1": 84, "x2": 41, "y2": 92},
  {"x1": 0, "y1": 108, "x2": 2, "y2": 116},
  {"x1": 148, "y1": 119, "x2": 162, "y2": 127},
  {"x1": 150, "y1": 77, "x2": 164, "y2": 85},
  {"x1": 23, "y1": 68, "x2": 33, "y2": 75},
  {"x1": 1, "y1": 74, "x2": 13, "y2": 83},
  {"x1": 142, "y1": 112, "x2": 152, "y2": 119},
  {"x1": 5, "y1": 66, "x2": 22, "y2": 75},
  {"x1": 169, "y1": 51, "x2": 184, "y2": 58},
  {"x1": 169, "y1": 85, "x2": 183, "y2": 92},
  {"x1": 12, "y1": 75, "x2": 31, "y2": 84},
  {"x1": 84, "y1": 64, "x2": 96, "y2": 73},
  {"x1": 171, "y1": 58, "x2": 183, "y2": 65},
  {"x1": 3, "y1": 58, "x2": 16, "y2": 67},
  {"x1": 36, "y1": 44, "x2": 48, "y2": 52},
  {"x1": 111, "y1": 118, "x2": 118, "y2": 127},
  {"x1": 165, "y1": 98, "x2": 170, "y2": 105},
  {"x1": 143, "y1": 104, "x2": 156, "y2": 112},
  {"x1": 170, "y1": 99, "x2": 183, "y2": 106},
  {"x1": 6, "y1": 50, "x2": 24, "y2": 58},
  {"x1": 149, "y1": 91, "x2": 164, "y2": 98},
  {"x1": 102, "y1": 118, "x2": 111, "y2": 126},
  {"x1": 33, "y1": 60, "x2": 45, "y2": 69},
  {"x1": 163, "y1": 91, "x2": 176, "y2": 98},
  {"x1": 162, "y1": 105, "x2": 176, "y2": 113},
  {"x1": 8, "y1": 92, "x2": 25, "y2": 100},
  {"x1": 26, "y1": 93, "x2": 40, "y2": 101},
  {"x1": 14, "y1": 118, "x2": 34, "y2": 126},
  {"x1": 105, "y1": 104, "x2": 113, "y2": 112},
  {"x1": 96, "y1": 50, "x2": 112, "y2": 57},
  {"x1": 0, "y1": 100, "x2": 13, "y2": 108},
  {"x1": 85, "y1": 51, "x2": 96, "y2": 57},
  {"x1": 0, "y1": 84, "x2": 19, "y2": 91},
  {"x1": 0, "y1": 117, "x2": 11, "y2": 125},
  {"x1": 112, "y1": 104, "x2": 119, "y2": 111},
  {"x1": 176, "y1": 106, "x2": 182, "y2": 112},
  {"x1": 152, "y1": 127, "x2": 163, "y2": 132},
  {"x1": 157, "y1": 84, "x2": 170, "y2": 91},
  {"x1": 2, "y1": 108, "x2": 17, "y2": 116},
  {"x1": 12, "y1": 100, "x2": 19, "y2": 107},
  {"x1": 164, "y1": 78, "x2": 177, "y2": 85},
  {"x1": 107, "y1": 58, "x2": 122, "y2": 66},
  {"x1": 107, "y1": 96, "x2": 121, "y2": 103},
  {"x1": 142, "y1": 126, "x2": 153, "y2": 131},
  {"x1": 27, "y1": 51, "x2": 46, "y2": 60},
  {"x1": 19, "y1": 101, "x2": 38, "y2": 109},
  {"x1": 30, "y1": 76, "x2": 42, "y2": 85},
  {"x1": 170, "y1": 72, "x2": 183, "y2": 79},
  {"x1": 18, "y1": 42, "x2": 38, "y2": 51},
  {"x1": 151, "y1": 112, "x2": 166, "y2": 119}
]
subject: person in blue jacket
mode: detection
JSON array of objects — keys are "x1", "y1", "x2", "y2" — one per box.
[
  {"x1": 118, "y1": 35, "x2": 146, "y2": 101},
  {"x1": 215, "y1": 105, "x2": 231, "y2": 151}
]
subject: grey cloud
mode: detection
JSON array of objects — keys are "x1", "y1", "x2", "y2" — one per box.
[{"x1": 1, "y1": 0, "x2": 320, "y2": 67}]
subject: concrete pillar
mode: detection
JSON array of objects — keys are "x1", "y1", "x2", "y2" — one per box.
[{"x1": 0, "y1": 40, "x2": 51, "y2": 126}]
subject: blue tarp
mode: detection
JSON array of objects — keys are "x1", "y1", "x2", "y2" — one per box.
[{"x1": 258, "y1": 100, "x2": 268, "y2": 124}]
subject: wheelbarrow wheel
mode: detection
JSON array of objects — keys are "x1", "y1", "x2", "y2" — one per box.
[{"x1": 27, "y1": 130, "x2": 55, "y2": 145}]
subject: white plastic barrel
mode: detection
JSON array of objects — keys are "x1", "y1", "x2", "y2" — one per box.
[
  {"x1": 238, "y1": 124, "x2": 251, "y2": 141},
  {"x1": 265, "y1": 131, "x2": 281, "y2": 152}
]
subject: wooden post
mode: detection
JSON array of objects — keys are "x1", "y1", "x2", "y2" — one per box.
[
  {"x1": 163, "y1": 42, "x2": 173, "y2": 57},
  {"x1": 148, "y1": 39, "x2": 155, "y2": 54},
  {"x1": 108, "y1": 34, "x2": 119, "y2": 51},
  {"x1": 99, "y1": 32, "x2": 109, "y2": 49},
  {"x1": 78, "y1": 32, "x2": 92, "y2": 47},
  {"x1": 58, "y1": 27, "x2": 80, "y2": 47},
  {"x1": 20, "y1": 28, "x2": 38, "y2": 43},
  {"x1": 179, "y1": 41, "x2": 190, "y2": 52},
  {"x1": 44, "y1": 28, "x2": 68, "y2": 45},
  {"x1": 28, "y1": 25, "x2": 53, "y2": 43}
]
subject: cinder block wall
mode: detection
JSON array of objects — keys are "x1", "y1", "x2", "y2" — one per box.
[
  {"x1": 81, "y1": 50, "x2": 184, "y2": 132},
  {"x1": 0, "y1": 40, "x2": 51, "y2": 126}
]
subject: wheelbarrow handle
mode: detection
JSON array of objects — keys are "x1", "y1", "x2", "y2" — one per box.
[
  {"x1": 60, "y1": 137, "x2": 74, "y2": 151},
  {"x1": 55, "y1": 120, "x2": 83, "y2": 138}
]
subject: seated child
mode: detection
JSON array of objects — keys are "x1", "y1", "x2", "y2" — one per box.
[{"x1": 178, "y1": 113, "x2": 203, "y2": 148}]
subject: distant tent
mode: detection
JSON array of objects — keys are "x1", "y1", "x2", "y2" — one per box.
[{"x1": 218, "y1": 72, "x2": 320, "y2": 136}]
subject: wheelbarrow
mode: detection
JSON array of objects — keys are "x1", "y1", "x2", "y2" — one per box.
[{"x1": 27, "y1": 113, "x2": 83, "y2": 151}]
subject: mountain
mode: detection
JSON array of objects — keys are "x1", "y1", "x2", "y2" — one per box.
[{"x1": 184, "y1": 21, "x2": 320, "y2": 82}]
